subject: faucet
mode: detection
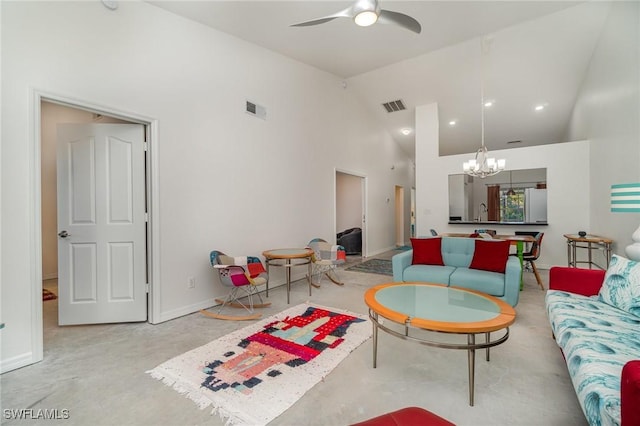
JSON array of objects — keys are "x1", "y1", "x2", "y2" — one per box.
[{"x1": 477, "y1": 203, "x2": 488, "y2": 222}]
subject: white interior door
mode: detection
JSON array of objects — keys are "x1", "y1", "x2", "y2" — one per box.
[{"x1": 57, "y1": 123, "x2": 147, "y2": 325}]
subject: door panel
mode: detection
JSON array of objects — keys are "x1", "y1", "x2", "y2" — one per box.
[
  {"x1": 70, "y1": 243, "x2": 97, "y2": 302},
  {"x1": 107, "y1": 137, "x2": 134, "y2": 223},
  {"x1": 69, "y1": 137, "x2": 96, "y2": 224},
  {"x1": 108, "y1": 242, "x2": 134, "y2": 301},
  {"x1": 57, "y1": 123, "x2": 146, "y2": 325}
]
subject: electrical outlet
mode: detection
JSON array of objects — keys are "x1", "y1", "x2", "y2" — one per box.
[{"x1": 188, "y1": 276, "x2": 196, "y2": 289}]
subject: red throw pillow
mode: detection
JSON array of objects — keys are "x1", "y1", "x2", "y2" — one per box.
[
  {"x1": 469, "y1": 239, "x2": 511, "y2": 273},
  {"x1": 411, "y1": 237, "x2": 444, "y2": 266}
]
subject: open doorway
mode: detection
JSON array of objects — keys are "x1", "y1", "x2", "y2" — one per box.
[
  {"x1": 30, "y1": 92, "x2": 159, "y2": 367},
  {"x1": 335, "y1": 170, "x2": 366, "y2": 260},
  {"x1": 41, "y1": 101, "x2": 150, "y2": 325}
]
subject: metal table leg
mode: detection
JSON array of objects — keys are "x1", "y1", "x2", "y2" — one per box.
[
  {"x1": 468, "y1": 334, "x2": 476, "y2": 406},
  {"x1": 286, "y1": 259, "x2": 291, "y2": 304},
  {"x1": 372, "y1": 311, "x2": 378, "y2": 368}
]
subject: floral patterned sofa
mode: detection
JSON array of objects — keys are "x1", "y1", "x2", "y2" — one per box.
[{"x1": 546, "y1": 256, "x2": 640, "y2": 426}]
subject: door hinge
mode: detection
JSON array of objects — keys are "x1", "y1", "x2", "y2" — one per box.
[
  {"x1": 146, "y1": 283, "x2": 150, "y2": 293},
  {"x1": 145, "y1": 213, "x2": 149, "y2": 222},
  {"x1": 143, "y1": 142, "x2": 149, "y2": 151}
]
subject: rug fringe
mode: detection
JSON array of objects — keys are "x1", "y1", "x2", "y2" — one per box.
[{"x1": 147, "y1": 370, "x2": 257, "y2": 425}]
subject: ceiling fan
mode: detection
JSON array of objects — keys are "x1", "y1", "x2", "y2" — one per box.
[{"x1": 290, "y1": 0, "x2": 422, "y2": 34}]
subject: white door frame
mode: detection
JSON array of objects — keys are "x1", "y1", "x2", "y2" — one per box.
[
  {"x1": 335, "y1": 168, "x2": 367, "y2": 257},
  {"x1": 29, "y1": 89, "x2": 161, "y2": 364},
  {"x1": 395, "y1": 185, "x2": 405, "y2": 247}
]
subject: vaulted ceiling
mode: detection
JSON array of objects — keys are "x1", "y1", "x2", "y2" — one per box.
[{"x1": 148, "y1": 1, "x2": 613, "y2": 159}]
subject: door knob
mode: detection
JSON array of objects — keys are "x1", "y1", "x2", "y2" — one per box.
[{"x1": 58, "y1": 230, "x2": 70, "y2": 238}]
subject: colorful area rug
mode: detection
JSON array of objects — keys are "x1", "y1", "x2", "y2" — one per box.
[
  {"x1": 43, "y1": 288, "x2": 57, "y2": 301},
  {"x1": 345, "y1": 258, "x2": 393, "y2": 276},
  {"x1": 147, "y1": 303, "x2": 371, "y2": 425}
]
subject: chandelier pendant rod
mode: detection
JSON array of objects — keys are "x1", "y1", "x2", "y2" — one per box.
[
  {"x1": 462, "y1": 35, "x2": 505, "y2": 178},
  {"x1": 480, "y1": 36, "x2": 485, "y2": 150}
]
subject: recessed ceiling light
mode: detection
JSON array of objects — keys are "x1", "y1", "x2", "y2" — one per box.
[
  {"x1": 535, "y1": 104, "x2": 545, "y2": 111},
  {"x1": 484, "y1": 101, "x2": 493, "y2": 108},
  {"x1": 401, "y1": 128, "x2": 412, "y2": 135},
  {"x1": 449, "y1": 120, "x2": 457, "y2": 126}
]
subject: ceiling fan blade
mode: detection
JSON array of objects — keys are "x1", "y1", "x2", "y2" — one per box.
[
  {"x1": 290, "y1": 16, "x2": 341, "y2": 27},
  {"x1": 378, "y1": 9, "x2": 422, "y2": 34},
  {"x1": 290, "y1": 7, "x2": 353, "y2": 28}
]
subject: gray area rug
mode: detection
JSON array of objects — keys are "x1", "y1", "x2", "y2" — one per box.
[{"x1": 345, "y1": 258, "x2": 392, "y2": 276}]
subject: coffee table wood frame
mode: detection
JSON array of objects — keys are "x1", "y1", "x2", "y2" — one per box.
[{"x1": 364, "y1": 282, "x2": 516, "y2": 406}]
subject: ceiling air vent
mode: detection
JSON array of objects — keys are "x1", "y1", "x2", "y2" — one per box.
[
  {"x1": 507, "y1": 140, "x2": 522, "y2": 145},
  {"x1": 382, "y1": 99, "x2": 406, "y2": 113}
]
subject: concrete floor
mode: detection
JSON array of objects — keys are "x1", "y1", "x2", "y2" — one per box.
[{"x1": 2, "y1": 251, "x2": 587, "y2": 426}]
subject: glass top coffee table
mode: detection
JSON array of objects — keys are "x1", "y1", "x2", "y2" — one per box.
[{"x1": 364, "y1": 282, "x2": 516, "y2": 406}]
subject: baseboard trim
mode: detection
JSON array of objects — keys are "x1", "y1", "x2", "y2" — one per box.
[
  {"x1": 0, "y1": 351, "x2": 38, "y2": 374},
  {"x1": 154, "y1": 277, "x2": 300, "y2": 324}
]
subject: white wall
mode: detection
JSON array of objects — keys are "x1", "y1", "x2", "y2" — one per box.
[
  {"x1": 416, "y1": 102, "x2": 591, "y2": 269},
  {"x1": 567, "y1": 1, "x2": 640, "y2": 254},
  {"x1": 0, "y1": 1, "x2": 414, "y2": 372}
]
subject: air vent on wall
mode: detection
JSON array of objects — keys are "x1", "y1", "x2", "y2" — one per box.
[
  {"x1": 382, "y1": 99, "x2": 406, "y2": 113},
  {"x1": 246, "y1": 100, "x2": 267, "y2": 120}
]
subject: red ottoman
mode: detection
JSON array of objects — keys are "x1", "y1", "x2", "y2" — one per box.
[{"x1": 351, "y1": 407, "x2": 455, "y2": 426}]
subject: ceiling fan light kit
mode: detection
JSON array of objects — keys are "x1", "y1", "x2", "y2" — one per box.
[
  {"x1": 291, "y1": 0, "x2": 421, "y2": 34},
  {"x1": 354, "y1": 11, "x2": 379, "y2": 27}
]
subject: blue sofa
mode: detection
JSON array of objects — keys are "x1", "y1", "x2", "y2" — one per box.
[{"x1": 392, "y1": 237, "x2": 522, "y2": 307}]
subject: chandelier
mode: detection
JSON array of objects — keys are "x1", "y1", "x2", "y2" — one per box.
[{"x1": 463, "y1": 37, "x2": 505, "y2": 178}]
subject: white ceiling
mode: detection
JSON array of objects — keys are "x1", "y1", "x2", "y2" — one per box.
[{"x1": 147, "y1": 1, "x2": 613, "y2": 158}]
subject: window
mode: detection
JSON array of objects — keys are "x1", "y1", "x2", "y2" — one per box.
[{"x1": 500, "y1": 188, "x2": 525, "y2": 222}]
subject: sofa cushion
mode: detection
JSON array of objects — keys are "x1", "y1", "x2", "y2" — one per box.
[
  {"x1": 469, "y1": 239, "x2": 511, "y2": 273},
  {"x1": 546, "y1": 290, "x2": 640, "y2": 426},
  {"x1": 441, "y1": 237, "x2": 475, "y2": 268},
  {"x1": 402, "y1": 264, "x2": 455, "y2": 285},
  {"x1": 449, "y1": 267, "x2": 505, "y2": 296},
  {"x1": 410, "y1": 237, "x2": 444, "y2": 266},
  {"x1": 599, "y1": 255, "x2": 640, "y2": 317}
]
